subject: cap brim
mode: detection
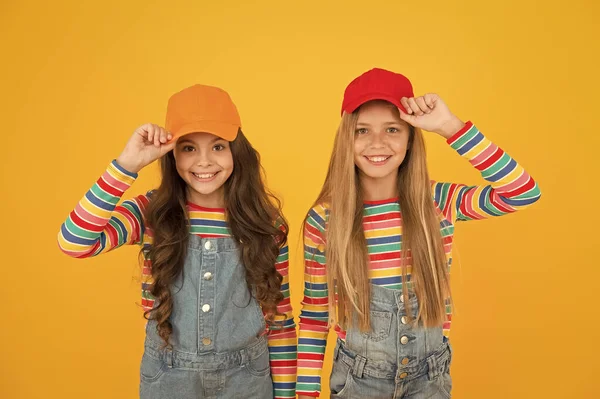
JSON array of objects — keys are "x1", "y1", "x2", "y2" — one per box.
[
  {"x1": 342, "y1": 93, "x2": 408, "y2": 115},
  {"x1": 172, "y1": 121, "x2": 239, "y2": 142}
]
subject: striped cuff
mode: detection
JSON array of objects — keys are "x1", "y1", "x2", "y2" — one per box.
[
  {"x1": 110, "y1": 159, "x2": 139, "y2": 180},
  {"x1": 446, "y1": 120, "x2": 474, "y2": 146}
]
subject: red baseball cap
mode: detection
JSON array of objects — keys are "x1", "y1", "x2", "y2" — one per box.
[{"x1": 341, "y1": 68, "x2": 414, "y2": 115}]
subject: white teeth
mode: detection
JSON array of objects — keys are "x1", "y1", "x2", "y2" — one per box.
[
  {"x1": 367, "y1": 156, "x2": 389, "y2": 162},
  {"x1": 193, "y1": 173, "x2": 215, "y2": 179}
]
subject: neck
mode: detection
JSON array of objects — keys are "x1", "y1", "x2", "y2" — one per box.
[
  {"x1": 359, "y1": 171, "x2": 398, "y2": 202},
  {"x1": 187, "y1": 187, "x2": 226, "y2": 209}
]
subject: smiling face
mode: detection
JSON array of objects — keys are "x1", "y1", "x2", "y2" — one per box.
[
  {"x1": 354, "y1": 100, "x2": 411, "y2": 196},
  {"x1": 173, "y1": 132, "x2": 234, "y2": 207}
]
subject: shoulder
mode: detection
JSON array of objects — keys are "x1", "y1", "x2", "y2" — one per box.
[{"x1": 305, "y1": 202, "x2": 329, "y2": 233}]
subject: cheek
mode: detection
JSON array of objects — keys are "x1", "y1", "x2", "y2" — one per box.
[
  {"x1": 174, "y1": 152, "x2": 192, "y2": 170},
  {"x1": 173, "y1": 153, "x2": 197, "y2": 181},
  {"x1": 219, "y1": 152, "x2": 235, "y2": 173},
  {"x1": 391, "y1": 137, "x2": 409, "y2": 153},
  {"x1": 354, "y1": 138, "x2": 366, "y2": 157}
]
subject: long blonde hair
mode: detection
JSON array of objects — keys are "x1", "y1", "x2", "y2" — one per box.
[{"x1": 308, "y1": 107, "x2": 450, "y2": 331}]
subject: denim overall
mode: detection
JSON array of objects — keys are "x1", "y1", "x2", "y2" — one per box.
[
  {"x1": 139, "y1": 236, "x2": 273, "y2": 399},
  {"x1": 330, "y1": 284, "x2": 452, "y2": 398}
]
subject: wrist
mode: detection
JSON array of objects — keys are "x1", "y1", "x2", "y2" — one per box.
[
  {"x1": 115, "y1": 155, "x2": 142, "y2": 174},
  {"x1": 435, "y1": 117, "x2": 465, "y2": 139}
]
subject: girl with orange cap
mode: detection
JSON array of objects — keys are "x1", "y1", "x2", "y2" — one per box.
[{"x1": 58, "y1": 84, "x2": 297, "y2": 399}]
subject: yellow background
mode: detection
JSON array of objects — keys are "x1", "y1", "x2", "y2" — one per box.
[{"x1": 1, "y1": 0, "x2": 598, "y2": 398}]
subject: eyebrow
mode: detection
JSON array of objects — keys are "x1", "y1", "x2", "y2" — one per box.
[
  {"x1": 178, "y1": 136, "x2": 225, "y2": 145},
  {"x1": 356, "y1": 121, "x2": 402, "y2": 127}
]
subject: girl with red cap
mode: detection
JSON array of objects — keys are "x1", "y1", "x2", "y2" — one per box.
[
  {"x1": 58, "y1": 84, "x2": 297, "y2": 399},
  {"x1": 296, "y1": 68, "x2": 541, "y2": 398}
]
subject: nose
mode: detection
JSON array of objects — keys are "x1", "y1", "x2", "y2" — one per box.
[
  {"x1": 195, "y1": 149, "x2": 213, "y2": 167},
  {"x1": 369, "y1": 130, "x2": 386, "y2": 148}
]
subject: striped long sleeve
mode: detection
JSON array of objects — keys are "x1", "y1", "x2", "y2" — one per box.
[
  {"x1": 57, "y1": 160, "x2": 146, "y2": 258},
  {"x1": 268, "y1": 244, "x2": 298, "y2": 399},
  {"x1": 57, "y1": 160, "x2": 155, "y2": 309},
  {"x1": 296, "y1": 206, "x2": 329, "y2": 397},
  {"x1": 433, "y1": 121, "x2": 541, "y2": 223}
]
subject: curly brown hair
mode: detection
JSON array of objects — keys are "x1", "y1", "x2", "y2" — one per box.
[{"x1": 142, "y1": 129, "x2": 288, "y2": 347}]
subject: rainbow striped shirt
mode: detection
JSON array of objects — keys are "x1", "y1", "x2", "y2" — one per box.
[
  {"x1": 296, "y1": 121, "x2": 541, "y2": 396},
  {"x1": 57, "y1": 164, "x2": 297, "y2": 399}
]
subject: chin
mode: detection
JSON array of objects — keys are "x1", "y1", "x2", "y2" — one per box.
[
  {"x1": 359, "y1": 167, "x2": 396, "y2": 180},
  {"x1": 190, "y1": 182, "x2": 225, "y2": 196},
  {"x1": 365, "y1": 173, "x2": 392, "y2": 180}
]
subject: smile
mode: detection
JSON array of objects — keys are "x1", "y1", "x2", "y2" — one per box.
[
  {"x1": 364, "y1": 155, "x2": 391, "y2": 165},
  {"x1": 192, "y1": 171, "x2": 220, "y2": 182}
]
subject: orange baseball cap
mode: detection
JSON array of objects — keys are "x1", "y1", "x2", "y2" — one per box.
[{"x1": 165, "y1": 84, "x2": 241, "y2": 142}]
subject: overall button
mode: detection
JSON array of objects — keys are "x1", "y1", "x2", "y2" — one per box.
[
  {"x1": 399, "y1": 372, "x2": 408, "y2": 379},
  {"x1": 401, "y1": 316, "x2": 408, "y2": 324},
  {"x1": 202, "y1": 304, "x2": 211, "y2": 313},
  {"x1": 203, "y1": 272, "x2": 213, "y2": 280},
  {"x1": 204, "y1": 241, "x2": 212, "y2": 250},
  {"x1": 202, "y1": 337, "x2": 212, "y2": 345},
  {"x1": 401, "y1": 357, "x2": 410, "y2": 365},
  {"x1": 400, "y1": 336, "x2": 409, "y2": 345}
]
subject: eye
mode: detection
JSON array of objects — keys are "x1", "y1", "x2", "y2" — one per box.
[
  {"x1": 213, "y1": 144, "x2": 226, "y2": 151},
  {"x1": 356, "y1": 128, "x2": 368, "y2": 135},
  {"x1": 387, "y1": 127, "x2": 399, "y2": 133},
  {"x1": 182, "y1": 145, "x2": 195, "y2": 152}
]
